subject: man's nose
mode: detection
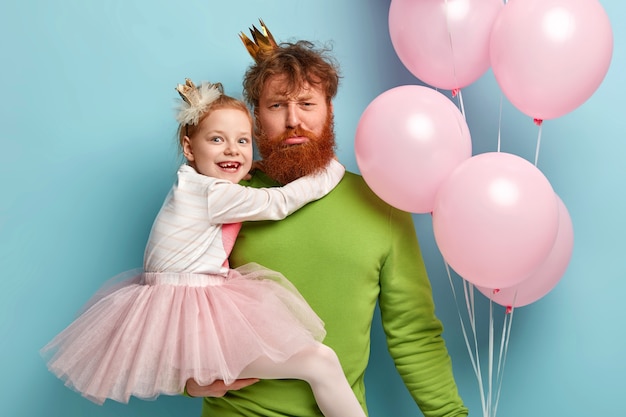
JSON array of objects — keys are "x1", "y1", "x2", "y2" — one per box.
[{"x1": 286, "y1": 103, "x2": 300, "y2": 128}]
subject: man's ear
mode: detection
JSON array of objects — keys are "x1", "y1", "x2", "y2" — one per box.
[{"x1": 182, "y1": 135, "x2": 194, "y2": 161}]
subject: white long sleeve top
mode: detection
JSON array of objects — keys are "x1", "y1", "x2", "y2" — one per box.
[{"x1": 143, "y1": 159, "x2": 344, "y2": 275}]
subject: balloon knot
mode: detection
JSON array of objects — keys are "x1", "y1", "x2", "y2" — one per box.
[
  {"x1": 452, "y1": 88, "x2": 460, "y2": 97},
  {"x1": 505, "y1": 306, "x2": 513, "y2": 314},
  {"x1": 533, "y1": 118, "x2": 543, "y2": 126}
]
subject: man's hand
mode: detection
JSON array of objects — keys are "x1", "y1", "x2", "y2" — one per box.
[{"x1": 185, "y1": 378, "x2": 259, "y2": 398}]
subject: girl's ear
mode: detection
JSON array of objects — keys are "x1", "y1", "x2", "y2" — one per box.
[{"x1": 182, "y1": 135, "x2": 194, "y2": 161}]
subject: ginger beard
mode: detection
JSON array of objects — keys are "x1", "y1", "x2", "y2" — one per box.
[{"x1": 255, "y1": 110, "x2": 336, "y2": 185}]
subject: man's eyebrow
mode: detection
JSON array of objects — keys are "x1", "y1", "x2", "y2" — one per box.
[
  {"x1": 264, "y1": 93, "x2": 288, "y2": 101},
  {"x1": 296, "y1": 93, "x2": 314, "y2": 100},
  {"x1": 266, "y1": 91, "x2": 315, "y2": 102}
]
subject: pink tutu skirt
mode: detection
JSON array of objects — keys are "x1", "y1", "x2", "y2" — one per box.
[{"x1": 40, "y1": 263, "x2": 326, "y2": 404}]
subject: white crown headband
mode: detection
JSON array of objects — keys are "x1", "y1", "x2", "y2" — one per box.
[{"x1": 175, "y1": 78, "x2": 223, "y2": 126}]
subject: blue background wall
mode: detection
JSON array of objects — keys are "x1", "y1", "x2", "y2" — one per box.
[{"x1": 1, "y1": 1, "x2": 623, "y2": 416}]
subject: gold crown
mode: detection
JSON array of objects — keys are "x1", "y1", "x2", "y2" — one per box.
[
  {"x1": 174, "y1": 79, "x2": 223, "y2": 126},
  {"x1": 175, "y1": 78, "x2": 201, "y2": 106},
  {"x1": 239, "y1": 19, "x2": 278, "y2": 62}
]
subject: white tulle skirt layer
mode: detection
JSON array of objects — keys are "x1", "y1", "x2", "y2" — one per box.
[{"x1": 41, "y1": 263, "x2": 326, "y2": 404}]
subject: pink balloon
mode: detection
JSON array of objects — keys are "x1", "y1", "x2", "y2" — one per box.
[
  {"x1": 490, "y1": 0, "x2": 613, "y2": 120},
  {"x1": 477, "y1": 195, "x2": 574, "y2": 308},
  {"x1": 355, "y1": 85, "x2": 471, "y2": 214},
  {"x1": 389, "y1": 0, "x2": 504, "y2": 90},
  {"x1": 432, "y1": 152, "x2": 559, "y2": 289}
]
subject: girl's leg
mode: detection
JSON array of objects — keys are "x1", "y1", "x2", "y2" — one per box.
[{"x1": 238, "y1": 343, "x2": 366, "y2": 417}]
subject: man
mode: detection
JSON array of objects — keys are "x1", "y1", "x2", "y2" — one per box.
[{"x1": 186, "y1": 21, "x2": 468, "y2": 417}]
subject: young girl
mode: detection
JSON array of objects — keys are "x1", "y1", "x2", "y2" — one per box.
[{"x1": 41, "y1": 79, "x2": 366, "y2": 417}]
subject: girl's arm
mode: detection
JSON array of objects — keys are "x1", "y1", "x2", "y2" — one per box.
[{"x1": 206, "y1": 159, "x2": 344, "y2": 224}]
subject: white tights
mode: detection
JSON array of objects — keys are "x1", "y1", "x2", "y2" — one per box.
[{"x1": 238, "y1": 343, "x2": 366, "y2": 417}]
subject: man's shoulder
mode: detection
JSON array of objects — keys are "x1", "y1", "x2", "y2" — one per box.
[
  {"x1": 340, "y1": 170, "x2": 387, "y2": 202},
  {"x1": 328, "y1": 170, "x2": 410, "y2": 216}
]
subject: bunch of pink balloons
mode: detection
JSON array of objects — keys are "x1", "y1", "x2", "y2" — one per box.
[
  {"x1": 355, "y1": 0, "x2": 599, "y2": 308},
  {"x1": 388, "y1": 0, "x2": 613, "y2": 121}
]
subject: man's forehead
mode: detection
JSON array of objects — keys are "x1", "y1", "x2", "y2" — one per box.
[{"x1": 264, "y1": 74, "x2": 322, "y2": 98}]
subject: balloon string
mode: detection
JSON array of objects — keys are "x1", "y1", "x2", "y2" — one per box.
[
  {"x1": 457, "y1": 88, "x2": 466, "y2": 119},
  {"x1": 488, "y1": 298, "x2": 495, "y2": 417},
  {"x1": 444, "y1": 263, "x2": 480, "y2": 378},
  {"x1": 492, "y1": 300, "x2": 515, "y2": 417},
  {"x1": 534, "y1": 122, "x2": 543, "y2": 166},
  {"x1": 445, "y1": 261, "x2": 517, "y2": 417},
  {"x1": 463, "y1": 279, "x2": 489, "y2": 417},
  {"x1": 444, "y1": 262, "x2": 488, "y2": 415}
]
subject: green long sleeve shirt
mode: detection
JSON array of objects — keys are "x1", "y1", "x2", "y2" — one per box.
[{"x1": 200, "y1": 170, "x2": 468, "y2": 417}]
